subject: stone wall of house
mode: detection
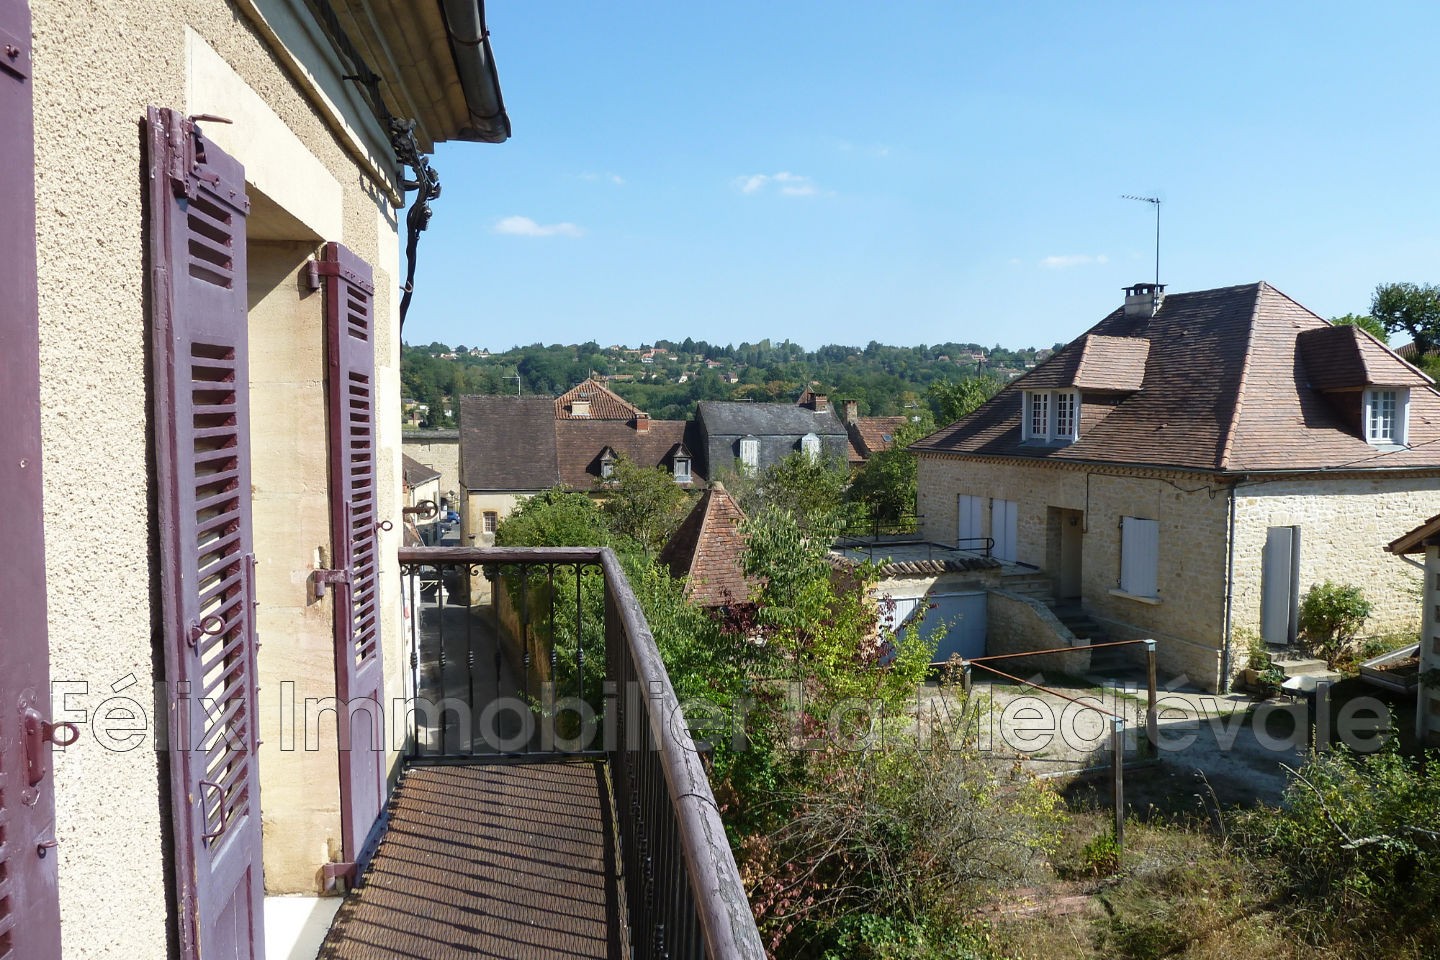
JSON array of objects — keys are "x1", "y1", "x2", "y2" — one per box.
[
  {"x1": 1228, "y1": 474, "x2": 1440, "y2": 643},
  {"x1": 404, "y1": 431, "x2": 462, "y2": 507},
  {"x1": 986, "y1": 590, "x2": 1092, "y2": 676},
  {"x1": 917, "y1": 454, "x2": 1231, "y2": 689}
]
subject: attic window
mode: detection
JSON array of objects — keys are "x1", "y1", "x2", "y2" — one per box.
[
  {"x1": 801, "y1": 432, "x2": 821, "y2": 460},
  {"x1": 1023, "y1": 390, "x2": 1080, "y2": 443},
  {"x1": 673, "y1": 456, "x2": 692, "y2": 482},
  {"x1": 1365, "y1": 388, "x2": 1408, "y2": 446},
  {"x1": 600, "y1": 449, "x2": 616, "y2": 478}
]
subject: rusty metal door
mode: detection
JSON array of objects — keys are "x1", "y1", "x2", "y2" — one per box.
[
  {"x1": 320, "y1": 242, "x2": 387, "y2": 868},
  {"x1": 146, "y1": 106, "x2": 265, "y2": 960},
  {"x1": 0, "y1": 2, "x2": 65, "y2": 956}
]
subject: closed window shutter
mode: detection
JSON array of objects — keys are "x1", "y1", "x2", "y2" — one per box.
[
  {"x1": 0, "y1": 2, "x2": 63, "y2": 956},
  {"x1": 320, "y1": 241, "x2": 387, "y2": 863},
  {"x1": 145, "y1": 106, "x2": 264, "y2": 959},
  {"x1": 1121, "y1": 517, "x2": 1160, "y2": 598}
]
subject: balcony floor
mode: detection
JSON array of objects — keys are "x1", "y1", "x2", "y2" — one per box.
[{"x1": 319, "y1": 761, "x2": 625, "y2": 960}]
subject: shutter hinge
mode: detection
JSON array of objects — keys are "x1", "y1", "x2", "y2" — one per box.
[
  {"x1": 304, "y1": 260, "x2": 322, "y2": 292},
  {"x1": 312, "y1": 568, "x2": 350, "y2": 600}
]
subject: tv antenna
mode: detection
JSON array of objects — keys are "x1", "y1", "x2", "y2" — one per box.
[
  {"x1": 1122, "y1": 194, "x2": 1161, "y2": 286},
  {"x1": 503, "y1": 375, "x2": 521, "y2": 396}
]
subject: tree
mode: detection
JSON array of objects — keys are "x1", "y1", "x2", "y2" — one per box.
[
  {"x1": 1371, "y1": 282, "x2": 1440, "y2": 356},
  {"x1": 926, "y1": 375, "x2": 1003, "y2": 426},
  {"x1": 847, "y1": 414, "x2": 934, "y2": 530},
  {"x1": 724, "y1": 452, "x2": 853, "y2": 536},
  {"x1": 601, "y1": 456, "x2": 690, "y2": 554},
  {"x1": 493, "y1": 487, "x2": 609, "y2": 548},
  {"x1": 1330, "y1": 312, "x2": 1388, "y2": 343}
]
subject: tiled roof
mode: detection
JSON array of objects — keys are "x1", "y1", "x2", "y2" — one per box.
[
  {"x1": 401, "y1": 454, "x2": 441, "y2": 488},
  {"x1": 849, "y1": 416, "x2": 909, "y2": 459},
  {"x1": 659, "y1": 484, "x2": 758, "y2": 607},
  {"x1": 1297, "y1": 324, "x2": 1429, "y2": 391},
  {"x1": 458, "y1": 395, "x2": 560, "y2": 490},
  {"x1": 554, "y1": 379, "x2": 642, "y2": 420},
  {"x1": 555, "y1": 419, "x2": 703, "y2": 490},
  {"x1": 911, "y1": 282, "x2": 1440, "y2": 473}
]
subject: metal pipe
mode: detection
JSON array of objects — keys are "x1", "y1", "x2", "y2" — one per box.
[{"x1": 438, "y1": 0, "x2": 511, "y2": 142}]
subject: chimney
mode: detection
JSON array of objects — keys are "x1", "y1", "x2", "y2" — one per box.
[
  {"x1": 810, "y1": 393, "x2": 828, "y2": 413},
  {"x1": 842, "y1": 399, "x2": 858, "y2": 423},
  {"x1": 634, "y1": 412, "x2": 650, "y2": 433},
  {"x1": 570, "y1": 399, "x2": 590, "y2": 418},
  {"x1": 1123, "y1": 282, "x2": 1165, "y2": 320}
]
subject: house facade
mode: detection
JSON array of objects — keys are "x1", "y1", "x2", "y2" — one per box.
[
  {"x1": 913, "y1": 283, "x2": 1440, "y2": 691},
  {"x1": 4, "y1": 1, "x2": 506, "y2": 956},
  {"x1": 695, "y1": 399, "x2": 850, "y2": 478}
]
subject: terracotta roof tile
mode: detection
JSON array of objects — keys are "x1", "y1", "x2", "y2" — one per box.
[
  {"x1": 658, "y1": 484, "x2": 759, "y2": 607},
  {"x1": 555, "y1": 419, "x2": 703, "y2": 490},
  {"x1": 911, "y1": 282, "x2": 1440, "y2": 473},
  {"x1": 849, "y1": 416, "x2": 909, "y2": 459},
  {"x1": 554, "y1": 379, "x2": 642, "y2": 420}
]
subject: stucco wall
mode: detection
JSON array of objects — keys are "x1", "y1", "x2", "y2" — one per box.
[
  {"x1": 33, "y1": 0, "x2": 406, "y2": 950},
  {"x1": 917, "y1": 455, "x2": 1231, "y2": 688},
  {"x1": 1228, "y1": 475, "x2": 1438, "y2": 642}
]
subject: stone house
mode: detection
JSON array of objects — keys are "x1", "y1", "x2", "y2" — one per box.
[
  {"x1": 1385, "y1": 515, "x2": 1440, "y2": 746},
  {"x1": 4, "y1": 0, "x2": 510, "y2": 955},
  {"x1": 912, "y1": 282, "x2": 1440, "y2": 691},
  {"x1": 695, "y1": 398, "x2": 850, "y2": 478},
  {"x1": 458, "y1": 395, "x2": 559, "y2": 548}
]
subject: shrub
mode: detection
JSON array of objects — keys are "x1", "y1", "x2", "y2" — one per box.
[{"x1": 1298, "y1": 581, "x2": 1372, "y2": 665}]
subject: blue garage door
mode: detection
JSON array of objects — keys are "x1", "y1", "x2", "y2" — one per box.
[{"x1": 885, "y1": 593, "x2": 987, "y2": 663}]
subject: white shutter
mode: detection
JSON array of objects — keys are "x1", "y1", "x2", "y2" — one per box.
[
  {"x1": 957, "y1": 494, "x2": 984, "y2": 549},
  {"x1": 1120, "y1": 517, "x2": 1159, "y2": 597},
  {"x1": 992, "y1": 498, "x2": 1018, "y2": 563}
]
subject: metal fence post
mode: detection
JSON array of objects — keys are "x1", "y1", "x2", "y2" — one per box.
[
  {"x1": 1112, "y1": 717, "x2": 1126, "y2": 850},
  {"x1": 1144, "y1": 639, "x2": 1158, "y2": 758},
  {"x1": 962, "y1": 660, "x2": 972, "y2": 696}
]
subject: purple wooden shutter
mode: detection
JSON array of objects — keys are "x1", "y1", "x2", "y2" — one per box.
[
  {"x1": 145, "y1": 106, "x2": 264, "y2": 960},
  {"x1": 0, "y1": 3, "x2": 62, "y2": 957},
  {"x1": 320, "y1": 242, "x2": 387, "y2": 865}
]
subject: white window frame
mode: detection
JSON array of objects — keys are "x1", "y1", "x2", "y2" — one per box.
[
  {"x1": 1117, "y1": 516, "x2": 1160, "y2": 600},
  {"x1": 483, "y1": 511, "x2": 497, "y2": 534},
  {"x1": 673, "y1": 456, "x2": 691, "y2": 482},
  {"x1": 1023, "y1": 389, "x2": 1080, "y2": 442},
  {"x1": 1364, "y1": 387, "x2": 1408, "y2": 446},
  {"x1": 800, "y1": 432, "x2": 820, "y2": 460}
]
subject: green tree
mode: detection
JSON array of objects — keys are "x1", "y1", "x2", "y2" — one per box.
[
  {"x1": 724, "y1": 452, "x2": 853, "y2": 536},
  {"x1": 1330, "y1": 312, "x2": 1388, "y2": 343},
  {"x1": 493, "y1": 487, "x2": 610, "y2": 548},
  {"x1": 601, "y1": 456, "x2": 690, "y2": 554},
  {"x1": 847, "y1": 414, "x2": 934, "y2": 530},
  {"x1": 1371, "y1": 282, "x2": 1440, "y2": 356},
  {"x1": 926, "y1": 375, "x2": 1003, "y2": 425}
]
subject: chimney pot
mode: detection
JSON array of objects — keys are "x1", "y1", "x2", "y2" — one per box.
[
  {"x1": 812, "y1": 394, "x2": 828, "y2": 412},
  {"x1": 634, "y1": 413, "x2": 650, "y2": 432}
]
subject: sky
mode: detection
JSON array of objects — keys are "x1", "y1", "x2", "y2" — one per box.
[{"x1": 402, "y1": 1, "x2": 1440, "y2": 353}]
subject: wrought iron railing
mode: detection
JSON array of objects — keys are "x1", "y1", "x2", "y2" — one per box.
[{"x1": 397, "y1": 546, "x2": 765, "y2": 959}]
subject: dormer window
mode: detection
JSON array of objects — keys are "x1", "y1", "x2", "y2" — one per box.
[
  {"x1": 600, "y1": 448, "x2": 616, "y2": 479},
  {"x1": 673, "y1": 456, "x2": 692, "y2": 482},
  {"x1": 800, "y1": 432, "x2": 820, "y2": 460},
  {"x1": 1023, "y1": 390, "x2": 1080, "y2": 442},
  {"x1": 1365, "y1": 388, "x2": 1408, "y2": 446}
]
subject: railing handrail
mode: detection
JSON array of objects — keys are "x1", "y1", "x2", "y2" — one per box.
[
  {"x1": 396, "y1": 544, "x2": 765, "y2": 958},
  {"x1": 599, "y1": 549, "x2": 766, "y2": 959}
]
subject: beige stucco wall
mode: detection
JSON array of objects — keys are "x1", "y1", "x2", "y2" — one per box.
[
  {"x1": 33, "y1": 0, "x2": 408, "y2": 950},
  {"x1": 917, "y1": 454, "x2": 1231, "y2": 687},
  {"x1": 1228, "y1": 474, "x2": 1438, "y2": 643}
]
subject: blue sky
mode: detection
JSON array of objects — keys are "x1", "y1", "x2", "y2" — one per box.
[{"x1": 404, "y1": 2, "x2": 1440, "y2": 352}]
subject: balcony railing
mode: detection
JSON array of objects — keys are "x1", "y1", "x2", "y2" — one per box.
[{"x1": 396, "y1": 546, "x2": 765, "y2": 960}]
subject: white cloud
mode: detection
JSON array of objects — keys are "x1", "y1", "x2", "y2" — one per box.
[
  {"x1": 494, "y1": 215, "x2": 585, "y2": 238},
  {"x1": 579, "y1": 171, "x2": 625, "y2": 186},
  {"x1": 1040, "y1": 254, "x2": 1109, "y2": 269},
  {"x1": 735, "y1": 171, "x2": 825, "y2": 197}
]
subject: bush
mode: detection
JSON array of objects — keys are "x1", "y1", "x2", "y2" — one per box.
[{"x1": 1298, "y1": 581, "x2": 1372, "y2": 665}]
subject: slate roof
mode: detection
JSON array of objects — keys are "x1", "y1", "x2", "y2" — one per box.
[
  {"x1": 402, "y1": 454, "x2": 441, "y2": 488},
  {"x1": 696, "y1": 401, "x2": 847, "y2": 438},
  {"x1": 911, "y1": 282, "x2": 1440, "y2": 473},
  {"x1": 659, "y1": 483, "x2": 758, "y2": 607},
  {"x1": 458, "y1": 395, "x2": 559, "y2": 490},
  {"x1": 848, "y1": 416, "x2": 909, "y2": 459},
  {"x1": 555, "y1": 419, "x2": 702, "y2": 490},
  {"x1": 554, "y1": 379, "x2": 642, "y2": 420}
]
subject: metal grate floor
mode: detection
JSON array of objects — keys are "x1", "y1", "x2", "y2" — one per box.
[{"x1": 319, "y1": 761, "x2": 624, "y2": 959}]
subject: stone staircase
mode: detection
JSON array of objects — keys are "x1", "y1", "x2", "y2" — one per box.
[{"x1": 998, "y1": 573, "x2": 1142, "y2": 680}]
